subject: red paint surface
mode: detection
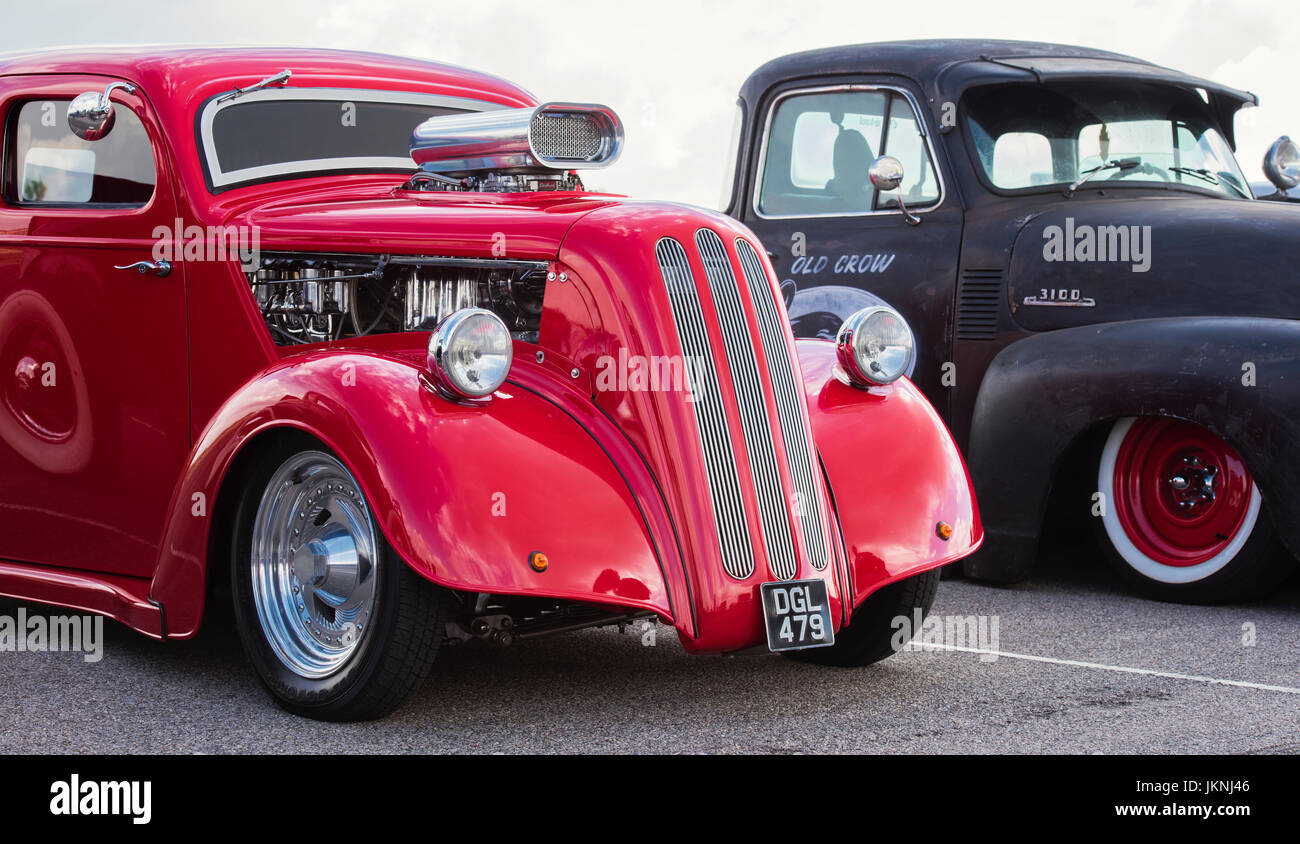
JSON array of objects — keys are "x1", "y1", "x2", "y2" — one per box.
[{"x1": 0, "y1": 49, "x2": 980, "y2": 652}]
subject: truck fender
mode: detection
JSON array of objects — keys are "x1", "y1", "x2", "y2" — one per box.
[{"x1": 963, "y1": 317, "x2": 1300, "y2": 582}]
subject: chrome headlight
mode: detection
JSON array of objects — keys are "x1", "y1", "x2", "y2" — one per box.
[
  {"x1": 426, "y1": 308, "x2": 513, "y2": 399},
  {"x1": 836, "y1": 305, "x2": 915, "y2": 387}
]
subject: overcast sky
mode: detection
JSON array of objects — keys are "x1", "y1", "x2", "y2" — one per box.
[{"x1": 4, "y1": 0, "x2": 1293, "y2": 205}]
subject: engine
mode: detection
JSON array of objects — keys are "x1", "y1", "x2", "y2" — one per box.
[
  {"x1": 247, "y1": 103, "x2": 625, "y2": 342},
  {"x1": 248, "y1": 253, "x2": 549, "y2": 346}
]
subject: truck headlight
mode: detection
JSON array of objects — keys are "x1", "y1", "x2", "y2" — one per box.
[
  {"x1": 836, "y1": 305, "x2": 914, "y2": 387},
  {"x1": 427, "y1": 308, "x2": 513, "y2": 399}
]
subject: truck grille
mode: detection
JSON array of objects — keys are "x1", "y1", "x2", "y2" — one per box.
[{"x1": 655, "y1": 231, "x2": 828, "y2": 581}]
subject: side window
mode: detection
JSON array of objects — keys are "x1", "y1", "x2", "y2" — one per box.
[
  {"x1": 10, "y1": 99, "x2": 156, "y2": 206},
  {"x1": 757, "y1": 88, "x2": 939, "y2": 217},
  {"x1": 759, "y1": 90, "x2": 887, "y2": 216}
]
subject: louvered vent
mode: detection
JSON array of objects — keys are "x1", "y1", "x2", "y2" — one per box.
[
  {"x1": 655, "y1": 237, "x2": 755, "y2": 580},
  {"x1": 696, "y1": 230, "x2": 799, "y2": 581},
  {"x1": 735, "y1": 238, "x2": 829, "y2": 573},
  {"x1": 956, "y1": 268, "x2": 1004, "y2": 341}
]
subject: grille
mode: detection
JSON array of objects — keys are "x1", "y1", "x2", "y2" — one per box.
[
  {"x1": 655, "y1": 237, "x2": 755, "y2": 580},
  {"x1": 530, "y1": 113, "x2": 602, "y2": 161},
  {"x1": 736, "y1": 238, "x2": 828, "y2": 571},
  {"x1": 695, "y1": 230, "x2": 799, "y2": 581},
  {"x1": 956, "y1": 268, "x2": 1004, "y2": 340}
]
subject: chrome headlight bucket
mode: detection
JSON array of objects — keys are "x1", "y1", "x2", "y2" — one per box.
[
  {"x1": 836, "y1": 305, "x2": 915, "y2": 387},
  {"x1": 426, "y1": 308, "x2": 513, "y2": 400}
]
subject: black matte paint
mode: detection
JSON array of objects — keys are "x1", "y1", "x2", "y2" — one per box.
[{"x1": 729, "y1": 40, "x2": 1299, "y2": 581}]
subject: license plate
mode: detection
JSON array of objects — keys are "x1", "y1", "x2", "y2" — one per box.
[{"x1": 760, "y1": 579, "x2": 835, "y2": 652}]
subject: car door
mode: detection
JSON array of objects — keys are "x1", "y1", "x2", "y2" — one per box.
[
  {"x1": 0, "y1": 75, "x2": 189, "y2": 578},
  {"x1": 739, "y1": 81, "x2": 963, "y2": 406}
]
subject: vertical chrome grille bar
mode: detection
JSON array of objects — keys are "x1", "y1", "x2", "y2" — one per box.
[
  {"x1": 736, "y1": 238, "x2": 829, "y2": 570},
  {"x1": 694, "y1": 229, "x2": 798, "y2": 581},
  {"x1": 655, "y1": 237, "x2": 755, "y2": 580}
]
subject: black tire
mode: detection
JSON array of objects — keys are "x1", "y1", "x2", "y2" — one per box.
[
  {"x1": 1092, "y1": 417, "x2": 1295, "y2": 604},
  {"x1": 1093, "y1": 503, "x2": 1290, "y2": 604},
  {"x1": 785, "y1": 569, "x2": 940, "y2": 667},
  {"x1": 230, "y1": 435, "x2": 443, "y2": 721}
]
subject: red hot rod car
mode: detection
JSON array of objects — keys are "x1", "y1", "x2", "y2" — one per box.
[{"x1": 0, "y1": 48, "x2": 980, "y2": 719}]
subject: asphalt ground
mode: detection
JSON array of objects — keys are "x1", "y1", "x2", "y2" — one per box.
[{"x1": 1, "y1": 539, "x2": 1297, "y2": 754}]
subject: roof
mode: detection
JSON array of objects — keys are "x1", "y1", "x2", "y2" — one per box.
[
  {"x1": 739, "y1": 39, "x2": 1257, "y2": 122},
  {"x1": 0, "y1": 45, "x2": 536, "y2": 107},
  {"x1": 0, "y1": 46, "x2": 541, "y2": 215}
]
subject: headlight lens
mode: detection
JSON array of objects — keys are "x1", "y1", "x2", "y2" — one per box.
[
  {"x1": 836, "y1": 305, "x2": 915, "y2": 386},
  {"x1": 427, "y1": 308, "x2": 513, "y2": 399}
]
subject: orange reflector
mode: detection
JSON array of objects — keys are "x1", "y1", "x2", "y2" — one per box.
[
  {"x1": 936, "y1": 522, "x2": 954, "y2": 541},
  {"x1": 528, "y1": 551, "x2": 549, "y2": 572}
]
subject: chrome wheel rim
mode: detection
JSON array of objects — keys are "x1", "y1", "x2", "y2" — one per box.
[{"x1": 251, "y1": 451, "x2": 378, "y2": 679}]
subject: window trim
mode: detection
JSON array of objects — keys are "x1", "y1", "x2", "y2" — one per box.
[
  {"x1": 196, "y1": 87, "x2": 508, "y2": 191},
  {"x1": 751, "y1": 83, "x2": 947, "y2": 221},
  {"x1": 4, "y1": 96, "x2": 159, "y2": 210},
  {"x1": 718, "y1": 97, "x2": 746, "y2": 213}
]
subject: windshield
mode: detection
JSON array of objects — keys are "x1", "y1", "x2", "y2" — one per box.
[
  {"x1": 198, "y1": 87, "x2": 503, "y2": 191},
  {"x1": 964, "y1": 81, "x2": 1250, "y2": 199}
]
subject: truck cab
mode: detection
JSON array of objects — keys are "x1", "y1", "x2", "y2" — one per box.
[{"x1": 724, "y1": 40, "x2": 1300, "y2": 603}]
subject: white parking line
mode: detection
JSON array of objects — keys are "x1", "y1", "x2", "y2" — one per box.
[{"x1": 913, "y1": 643, "x2": 1300, "y2": 695}]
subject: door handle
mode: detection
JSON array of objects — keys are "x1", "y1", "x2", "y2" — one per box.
[{"x1": 115, "y1": 260, "x2": 172, "y2": 278}]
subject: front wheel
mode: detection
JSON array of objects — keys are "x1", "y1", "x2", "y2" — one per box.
[
  {"x1": 1094, "y1": 417, "x2": 1293, "y2": 603},
  {"x1": 785, "y1": 569, "x2": 940, "y2": 667},
  {"x1": 231, "y1": 439, "x2": 444, "y2": 720}
]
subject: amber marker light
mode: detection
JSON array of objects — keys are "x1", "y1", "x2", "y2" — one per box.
[
  {"x1": 936, "y1": 522, "x2": 954, "y2": 541},
  {"x1": 528, "y1": 551, "x2": 549, "y2": 572}
]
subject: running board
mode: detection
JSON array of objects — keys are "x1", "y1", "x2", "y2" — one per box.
[{"x1": 0, "y1": 561, "x2": 164, "y2": 639}]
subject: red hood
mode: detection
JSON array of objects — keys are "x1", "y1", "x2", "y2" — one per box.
[{"x1": 234, "y1": 184, "x2": 624, "y2": 261}]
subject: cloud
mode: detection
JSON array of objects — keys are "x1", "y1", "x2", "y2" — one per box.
[{"x1": 4, "y1": 0, "x2": 1293, "y2": 202}]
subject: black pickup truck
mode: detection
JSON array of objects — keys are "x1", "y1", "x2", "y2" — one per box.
[{"x1": 721, "y1": 40, "x2": 1300, "y2": 602}]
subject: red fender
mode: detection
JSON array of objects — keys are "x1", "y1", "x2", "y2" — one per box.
[
  {"x1": 799, "y1": 340, "x2": 983, "y2": 609},
  {"x1": 149, "y1": 347, "x2": 673, "y2": 638}
]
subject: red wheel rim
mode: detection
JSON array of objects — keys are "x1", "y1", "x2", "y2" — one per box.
[{"x1": 1112, "y1": 418, "x2": 1254, "y2": 567}]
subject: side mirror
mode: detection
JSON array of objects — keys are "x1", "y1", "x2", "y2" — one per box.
[
  {"x1": 868, "y1": 155, "x2": 905, "y2": 192},
  {"x1": 867, "y1": 155, "x2": 919, "y2": 225},
  {"x1": 67, "y1": 82, "x2": 136, "y2": 141},
  {"x1": 1262, "y1": 135, "x2": 1300, "y2": 193}
]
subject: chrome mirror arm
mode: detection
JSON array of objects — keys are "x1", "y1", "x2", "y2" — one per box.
[
  {"x1": 889, "y1": 192, "x2": 921, "y2": 226},
  {"x1": 96, "y1": 81, "x2": 136, "y2": 110}
]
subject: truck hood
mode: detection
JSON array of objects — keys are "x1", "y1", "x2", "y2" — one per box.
[{"x1": 1009, "y1": 195, "x2": 1300, "y2": 332}]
